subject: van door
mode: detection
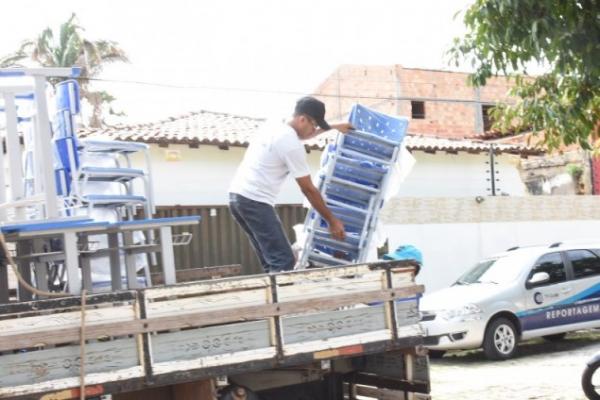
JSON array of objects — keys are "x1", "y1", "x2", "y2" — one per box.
[
  {"x1": 520, "y1": 252, "x2": 574, "y2": 334},
  {"x1": 561, "y1": 249, "x2": 600, "y2": 328}
]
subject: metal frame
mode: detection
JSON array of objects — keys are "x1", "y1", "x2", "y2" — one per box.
[{"x1": 299, "y1": 127, "x2": 405, "y2": 268}]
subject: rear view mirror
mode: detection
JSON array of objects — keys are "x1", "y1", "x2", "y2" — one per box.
[{"x1": 527, "y1": 271, "x2": 550, "y2": 288}]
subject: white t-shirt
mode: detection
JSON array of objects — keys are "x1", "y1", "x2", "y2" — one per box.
[{"x1": 229, "y1": 121, "x2": 310, "y2": 205}]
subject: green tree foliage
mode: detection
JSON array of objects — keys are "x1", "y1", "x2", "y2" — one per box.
[
  {"x1": 1, "y1": 13, "x2": 129, "y2": 127},
  {"x1": 451, "y1": 0, "x2": 600, "y2": 150}
]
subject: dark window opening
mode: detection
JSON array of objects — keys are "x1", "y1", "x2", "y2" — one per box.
[
  {"x1": 482, "y1": 105, "x2": 495, "y2": 131},
  {"x1": 411, "y1": 101, "x2": 425, "y2": 119}
]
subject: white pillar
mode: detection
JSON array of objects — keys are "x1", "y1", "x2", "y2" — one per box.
[
  {"x1": 32, "y1": 76, "x2": 58, "y2": 218},
  {"x1": 3, "y1": 93, "x2": 25, "y2": 220}
]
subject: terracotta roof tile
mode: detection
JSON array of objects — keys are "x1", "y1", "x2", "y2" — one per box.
[{"x1": 78, "y1": 110, "x2": 543, "y2": 156}]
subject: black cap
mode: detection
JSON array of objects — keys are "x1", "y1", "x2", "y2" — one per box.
[{"x1": 294, "y1": 96, "x2": 331, "y2": 131}]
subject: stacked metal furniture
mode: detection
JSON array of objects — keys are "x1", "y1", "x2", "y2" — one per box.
[
  {"x1": 0, "y1": 68, "x2": 197, "y2": 300},
  {"x1": 299, "y1": 104, "x2": 409, "y2": 267},
  {"x1": 53, "y1": 79, "x2": 155, "y2": 220}
]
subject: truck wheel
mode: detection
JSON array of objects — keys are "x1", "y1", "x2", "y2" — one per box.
[
  {"x1": 483, "y1": 317, "x2": 518, "y2": 360},
  {"x1": 543, "y1": 333, "x2": 567, "y2": 342},
  {"x1": 220, "y1": 385, "x2": 261, "y2": 400},
  {"x1": 582, "y1": 359, "x2": 600, "y2": 400}
]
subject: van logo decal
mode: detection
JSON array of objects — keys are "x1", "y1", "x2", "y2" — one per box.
[{"x1": 534, "y1": 292, "x2": 544, "y2": 305}]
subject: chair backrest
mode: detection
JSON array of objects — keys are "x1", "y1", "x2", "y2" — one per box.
[
  {"x1": 348, "y1": 104, "x2": 409, "y2": 143},
  {"x1": 52, "y1": 80, "x2": 81, "y2": 197}
]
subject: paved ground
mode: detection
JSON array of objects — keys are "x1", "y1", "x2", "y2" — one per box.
[{"x1": 429, "y1": 329, "x2": 600, "y2": 400}]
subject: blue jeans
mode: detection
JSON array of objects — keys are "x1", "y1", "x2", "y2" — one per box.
[{"x1": 229, "y1": 193, "x2": 295, "y2": 273}]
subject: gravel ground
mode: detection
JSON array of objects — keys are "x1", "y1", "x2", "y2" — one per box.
[{"x1": 429, "y1": 329, "x2": 600, "y2": 400}]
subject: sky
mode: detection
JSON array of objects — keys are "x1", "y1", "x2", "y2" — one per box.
[{"x1": 0, "y1": 0, "x2": 474, "y2": 124}]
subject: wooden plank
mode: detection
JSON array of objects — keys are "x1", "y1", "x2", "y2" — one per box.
[
  {"x1": 283, "y1": 331, "x2": 392, "y2": 356},
  {"x1": 0, "y1": 291, "x2": 136, "y2": 315},
  {"x1": 0, "y1": 305, "x2": 135, "y2": 337},
  {"x1": 151, "y1": 265, "x2": 242, "y2": 285},
  {"x1": 281, "y1": 305, "x2": 386, "y2": 345},
  {"x1": 0, "y1": 366, "x2": 144, "y2": 399},
  {"x1": 151, "y1": 320, "x2": 271, "y2": 363},
  {"x1": 152, "y1": 347, "x2": 276, "y2": 376},
  {"x1": 405, "y1": 354, "x2": 430, "y2": 383},
  {"x1": 0, "y1": 286, "x2": 423, "y2": 352},
  {"x1": 391, "y1": 271, "x2": 416, "y2": 288},
  {"x1": 395, "y1": 299, "x2": 420, "y2": 327},
  {"x1": 396, "y1": 324, "x2": 424, "y2": 339},
  {"x1": 275, "y1": 264, "x2": 375, "y2": 284},
  {"x1": 277, "y1": 272, "x2": 386, "y2": 302},
  {"x1": 146, "y1": 288, "x2": 269, "y2": 318},
  {"x1": 0, "y1": 337, "x2": 139, "y2": 388},
  {"x1": 144, "y1": 275, "x2": 270, "y2": 300}
]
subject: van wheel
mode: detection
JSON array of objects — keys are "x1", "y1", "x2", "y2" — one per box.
[
  {"x1": 543, "y1": 333, "x2": 567, "y2": 342},
  {"x1": 483, "y1": 317, "x2": 518, "y2": 360}
]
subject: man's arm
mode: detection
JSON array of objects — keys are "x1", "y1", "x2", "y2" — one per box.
[{"x1": 296, "y1": 175, "x2": 345, "y2": 241}]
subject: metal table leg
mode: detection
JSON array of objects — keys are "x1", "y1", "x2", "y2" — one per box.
[
  {"x1": 32, "y1": 239, "x2": 49, "y2": 299},
  {"x1": 16, "y1": 241, "x2": 33, "y2": 301},
  {"x1": 108, "y1": 232, "x2": 122, "y2": 291},
  {"x1": 159, "y1": 226, "x2": 176, "y2": 285},
  {"x1": 79, "y1": 235, "x2": 93, "y2": 292},
  {"x1": 123, "y1": 231, "x2": 140, "y2": 289},
  {"x1": 62, "y1": 232, "x2": 81, "y2": 295}
]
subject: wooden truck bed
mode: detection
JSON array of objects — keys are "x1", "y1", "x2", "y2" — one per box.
[{"x1": 0, "y1": 261, "x2": 425, "y2": 399}]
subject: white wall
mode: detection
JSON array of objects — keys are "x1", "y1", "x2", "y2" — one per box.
[
  {"x1": 130, "y1": 144, "x2": 322, "y2": 205},
  {"x1": 385, "y1": 220, "x2": 600, "y2": 294},
  {"x1": 399, "y1": 152, "x2": 526, "y2": 197},
  {"x1": 131, "y1": 144, "x2": 526, "y2": 205}
]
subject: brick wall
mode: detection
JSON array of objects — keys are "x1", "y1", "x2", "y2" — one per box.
[{"x1": 314, "y1": 64, "x2": 516, "y2": 139}]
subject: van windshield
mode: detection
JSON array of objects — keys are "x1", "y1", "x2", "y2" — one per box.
[{"x1": 455, "y1": 253, "x2": 532, "y2": 285}]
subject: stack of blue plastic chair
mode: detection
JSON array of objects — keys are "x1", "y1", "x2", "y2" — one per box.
[
  {"x1": 299, "y1": 104, "x2": 409, "y2": 267},
  {"x1": 52, "y1": 80, "x2": 154, "y2": 220}
]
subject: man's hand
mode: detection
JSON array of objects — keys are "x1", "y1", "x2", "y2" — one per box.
[
  {"x1": 328, "y1": 217, "x2": 346, "y2": 241},
  {"x1": 330, "y1": 122, "x2": 354, "y2": 134},
  {"x1": 296, "y1": 176, "x2": 346, "y2": 241}
]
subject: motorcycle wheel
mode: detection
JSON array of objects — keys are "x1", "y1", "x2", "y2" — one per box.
[{"x1": 582, "y1": 359, "x2": 600, "y2": 400}]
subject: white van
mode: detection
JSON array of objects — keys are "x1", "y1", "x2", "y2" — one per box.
[{"x1": 420, "y1": 242, "x2": 600, "y2": 360}]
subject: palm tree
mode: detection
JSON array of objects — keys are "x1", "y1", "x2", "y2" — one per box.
[{"x1": 2, "y1": 13, "x2": 129, "y2": 127}]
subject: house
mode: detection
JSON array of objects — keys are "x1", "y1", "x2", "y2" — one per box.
[
  {"x1": 79, "y1": 110, "x2": 540, "y2": 206},
  {"x1": 314, "y1": 64, "x2": 598, "y2": 196},
  {"x1": 79, "y1": 109, "x2": 551, "y2": 282},
  {"x1": 314, "y1": 64, "x2": 517, "y2": 138}
]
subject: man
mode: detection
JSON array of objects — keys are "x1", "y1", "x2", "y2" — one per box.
[{"x1": 229, "y1": 96, "x2": 352, "y2": 273}]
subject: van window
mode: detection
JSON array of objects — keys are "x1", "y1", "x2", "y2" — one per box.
[
  {"x1": 530, "y1": 252, "x2": 566, "y2": 285},
  {"x1": 566, "y1": 249, "x2": 600, "y2": 279}
]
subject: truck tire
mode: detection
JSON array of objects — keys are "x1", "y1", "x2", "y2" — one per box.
[
  {"x1": 220, "y1": 385, "x2": 261, "y2": 400},
  {"x1": 483, "y1": 317, "x2": 518, "y2": 360},
  {"x1": 582, "y1": 359, "x2": 600, "y2": 400}
]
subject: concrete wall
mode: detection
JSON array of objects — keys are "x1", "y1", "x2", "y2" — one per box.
[{"x1": 381, "y1": 196, "x2": 600, "y2": 293}]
